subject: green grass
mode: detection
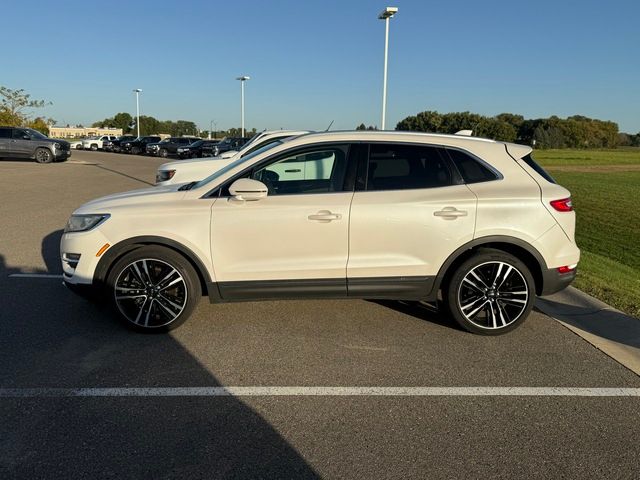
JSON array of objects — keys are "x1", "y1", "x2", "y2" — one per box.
[
  {"x1": 536, "y1": 153, "x2": 640, "y2": 317},
  {"x1": 534, "y1": 148, "x2": 640, "y2": 166}
]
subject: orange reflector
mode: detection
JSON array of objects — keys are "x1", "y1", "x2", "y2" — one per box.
[{"x1": 96, "y1": 243, "x2": 111, "y2": 257}]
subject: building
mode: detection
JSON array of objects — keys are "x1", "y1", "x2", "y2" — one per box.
[{"x1": 50, "y1": 126, "x2": 123, "y2": 138}]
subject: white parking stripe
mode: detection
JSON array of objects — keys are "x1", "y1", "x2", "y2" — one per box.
[
  {"x1": 1, "y1": 387, "x2": 639, "y2": 398},
  {"x1": 8, "y1": 274, "x2": 63, "y2": 279}
]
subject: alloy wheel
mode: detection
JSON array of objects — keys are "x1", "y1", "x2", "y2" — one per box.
[
  {"x1": 457, "y1": 261, "x2": 529, "y2": 330},
  {"x1": 114, "y1": 258, "x2": 188, "y2": 328}
]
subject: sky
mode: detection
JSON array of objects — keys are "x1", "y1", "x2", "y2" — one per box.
[{"x1": 2, "y1": 0, "x2": 639, "y2": 133}]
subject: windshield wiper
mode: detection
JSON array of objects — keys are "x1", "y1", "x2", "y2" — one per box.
[{"x1": 178, "y1": 181, "x2": 197, "y2": 191}]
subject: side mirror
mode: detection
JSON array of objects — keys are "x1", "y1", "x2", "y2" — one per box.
[{"x1": 229, "y1": 178, "x2": 268, "y2": 201}]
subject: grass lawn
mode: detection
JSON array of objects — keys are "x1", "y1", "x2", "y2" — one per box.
[{"x1": 534, "y1": 148, "x2": 640, "y2": 317}]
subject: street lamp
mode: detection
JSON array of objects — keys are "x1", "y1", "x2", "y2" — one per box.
[
  {"x1": 133, "y1": 88, "x2": 142, "y2": 138},
  {"x1": 209, "y1": 120, "x2": 217, "y2": 139},
  {"x1": 236, "y1": 76, "x2": 250, "y2": 137},
  {"x1": 378, "y1": 6, "x2": 398, "y2": 130}
]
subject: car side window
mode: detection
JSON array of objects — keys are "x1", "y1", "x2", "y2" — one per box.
[
  {"x1": 0, "y1": 128, "x2": 11, "y2": 138},
  {"x1": 12, "y1": 129, "x2": 29, "y2": 140},
  {"x1": 446, "y1": 148, "x2": 499, "y2": 184},
  {"x1": 366, "y1": 144, "x2": 455, "y2": 191},
  {"x1": 250, "y1": 145, "x2": 350, "y2": 196}
]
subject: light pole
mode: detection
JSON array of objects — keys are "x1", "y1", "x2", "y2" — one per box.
[
  {"x1": 236, "y1": 76, "x2": 250, "y2": 137},
  {"x1": 378, "y1": 7, "x2": 398, "y2": 130},
  {"x1": 133, "y1": 88, "x2": 142, "y2": 137},
  {"x1": 209, "y1": 120, "x2": 217, "y2": 139}
]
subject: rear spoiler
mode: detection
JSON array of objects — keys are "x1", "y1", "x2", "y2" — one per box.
[{"x1": 505, "y1": 143, "x2": 533, "y2": 160}]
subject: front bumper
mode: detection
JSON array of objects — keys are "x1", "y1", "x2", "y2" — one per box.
[
  {"x1": 55, "y1": 149, "x2": 71, "y2": 160},
  {"x1": 60, "y1": 229, "x2": 111, "y2": 286}
]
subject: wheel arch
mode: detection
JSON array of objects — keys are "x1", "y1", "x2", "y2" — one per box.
[
  {"x1": 433, "y1": 236, "x2": 547, "y2": 297},
  {"x1": 93, "y1": 236, "x2": 212, "y2": 296}
]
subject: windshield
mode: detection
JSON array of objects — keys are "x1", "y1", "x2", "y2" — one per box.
[
  {"x1": 26, "y1": 128, "x2": 48, "y2": 140},
  {"x1": 189, "y1": 140, "x2": 204, "y2": 147},
  {"x1": 192, "y1": 140, "x2": 283, "y2": 190}
]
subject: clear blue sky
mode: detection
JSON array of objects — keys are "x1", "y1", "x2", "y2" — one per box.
[{"x1": 2, "y1": 0, "x2": 639, "y2": 133}]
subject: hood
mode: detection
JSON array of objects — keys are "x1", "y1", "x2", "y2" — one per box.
[
  {"x1": 75, "y1": 184, "x2": 186, "y2": 214},
  {"x1": 159, "y1": 155, "x2": 238, "y2": 172}
]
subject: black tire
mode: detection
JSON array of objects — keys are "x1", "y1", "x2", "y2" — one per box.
[
  {"x1": 159, "y1": 148, "x2": 168, "y2": 158},
  {"x1": 34, "y1": 148, "x2": 53, "y2": 164},
  {"x1": 106, "y1": 246, "x2": 201, "y2": 333},
  {"x1": 90, "y1": 144, "x2": 98, "y2": 151},
  {"x1": 131, "y1": 146, "x2": 141, "y2": 155},
  {"x1": 443, "y1": 248, "x2": 535, "y2": 335}
]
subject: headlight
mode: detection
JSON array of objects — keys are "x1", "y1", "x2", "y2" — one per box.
[
  {"x1": 53, "y1": 143, "x2": 61, "y2": 149},
  {"x1": 64, "y1": 214, "x2": 110, "y2": 233},
  {"x1": 177, "y1": 148, "x2": 186, "y2": 152},
  {"x1": 156, "y1": 170, "x2": 176, "y2": 183}
]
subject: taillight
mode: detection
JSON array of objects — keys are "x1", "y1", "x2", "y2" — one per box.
[
  {"x1": 550, "y1": 197, "x2": 573, "y2": 212},
  {"x1": 557, "y1": 265, "x2": 576, "y2": 274}
]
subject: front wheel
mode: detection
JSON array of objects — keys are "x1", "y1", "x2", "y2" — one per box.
[
  {"x1": 106, "y1": 246, "x2": 201, "y2": 332},
  {"x1": 34, "y1": 148, "x2": 53, "y2": 163},
  {"x1": 443, "y1": 249, "x2": 535, "y2": 335},
  {"x1": 159, "y1": 149, "x2": 168, "y2": 158},
  {"x1": 131, "y1": 146, "x2": 141, "y2": 155},
  {"x1": 90, "y1": 144, "x2": 98, "y2": 151}
]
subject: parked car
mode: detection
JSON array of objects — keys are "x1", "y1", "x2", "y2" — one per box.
[
  {"x1": 156, "y1": 130, "x2": 308, "y2": 185},
  {"x1": 82, "y1": 135, "x2": 118, "y2": 151},
  {"x1": 107, "y1": 135, "x2": 138, "y2": 153},
  {"x1": 0, "y1": 126, "x2": 71, "y2": 163},
  {"x1": 68, "y1": 139, "x2": 84, "y2": 150},
  {"x1": 121, "y1": 136, "x2": 162, "y2": 154},
  {"x1": 212, "y1": 136, "x2": 250, "y2": 156},
  {"x1": 145, "y1": 138, "x2": 171, "y2": 156},
  {"x1": 151, "y1": 137, "x2": 201, "y2": 158},
  {"x1": 61, "y1": 130, "x2": 579, "y2": 333},
  {"x1": 176, "y1": 140, "x2": 220, "y2": 159}
]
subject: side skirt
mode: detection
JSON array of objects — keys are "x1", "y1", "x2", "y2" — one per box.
[{"x1": 207, "y1": 276, "x2": 436, "y2": 303}]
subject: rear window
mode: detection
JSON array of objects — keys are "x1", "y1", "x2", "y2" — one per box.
[
  {"x1": 446, "y1": 148, "x2": 499, "y2": 184},
  {"x1": 521, "y1": 153, "x2": 556, "y2": 184}
]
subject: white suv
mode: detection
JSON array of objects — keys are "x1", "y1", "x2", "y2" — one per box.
[
  {"x1": 82, "y1": 135, "x2": 118, "y2": 151},
  {"x1": 61, "y1": 131, "x2": 579, "y2": 334},
  {"x1": 155, "y1": 130, "x2": 309, "y2": 186}
]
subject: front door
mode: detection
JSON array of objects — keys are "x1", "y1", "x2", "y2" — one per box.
[
  {"x1": 10, "y1": 128, "x2": 34, "y2": 157},
  {"x1": 210, "y1": 144, "x2": 354, "y2": 300}
]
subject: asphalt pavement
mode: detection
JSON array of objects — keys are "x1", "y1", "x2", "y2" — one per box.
[{"x1": 1, "y1": 150, "x2": 639, "y2": 479}]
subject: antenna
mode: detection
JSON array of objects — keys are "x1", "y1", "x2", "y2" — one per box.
[{"x1": 325, "y1": 120, "x2": 334, "y2": 132}]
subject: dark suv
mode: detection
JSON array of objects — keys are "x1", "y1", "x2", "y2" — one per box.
[
  {"x1": 121, "y1": 136, "x2": 162, "y2": 154},
  {"x1": 105, "y1": 135, "x2": 137, "y2": 153},
  {"x1": 0, "y1": 127, "x2": 71, "y2": 163},
  {"x1": 212, "y1": 136, "x2": 250, "y2": 156},
  {"x1": 151, "y1": 137, "x2": 201, "y2": 158},
  {"x1": 176, "y1": 139, "x2": 219, "y2": 158}
]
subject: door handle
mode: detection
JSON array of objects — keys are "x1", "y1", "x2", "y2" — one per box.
[
  {"x1": 308, "y1": 210, "x2": 342, "y2": 222},
  {"x1": 434, "y1": 207, "x2": 468, "y2": 220},
  {"x1": 285, "y1": 169, "x2": 301, "y2": 173}
]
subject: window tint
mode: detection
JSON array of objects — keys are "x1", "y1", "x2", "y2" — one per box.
[
  {"x1": 12, "y1": 129, "x2": 29, "y2": 139},
  {"x1": 0, "y1": 128, "x2": 11, "y2": 138},
  {"x1": 521, "y1": 153, "x2": 556, "y2": 184},
  {"x1": 366, "y1": 144, "x2": 454, "y2": 191},
  {"x1": 447, "y1": 148, "x2": 499, "y2": 184},
  {"x1": 251, "y1": 145, "x2": 349, "y2": 196}
]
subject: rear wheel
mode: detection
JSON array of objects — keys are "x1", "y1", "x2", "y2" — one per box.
[
  {"x1": 34, "y1": 148, "x2": 53, "y2": 163},
  {"x1": 159, "y1": 149, "x2": 168, "y2": 158},
  {"x1": 106, "y1": 246, "x2": 201, "y2": 332},
  {"x1": 131, "y1": 146, "x2": 141, "y2": 155},
  {"x1": 443, "y1": 249, "x2": 535, "y2": 335},
  {"x1": 90, "y1": 144, "x2": 98, "y2": 151}
]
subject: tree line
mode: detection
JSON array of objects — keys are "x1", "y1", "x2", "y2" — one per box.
[
  {"x1": 93, "y1": 113, "x2": 199, "y2": 138},
  {"x1": 0, "y1": 86, "x2": 54, "y2": 135},
  {"x1": 394, "y1": 110, "x2": 639, "y2": 149}
]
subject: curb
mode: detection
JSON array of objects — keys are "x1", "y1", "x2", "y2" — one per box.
[{"x1": 536, "y1": 287, "x2": 640, "y2": 376}]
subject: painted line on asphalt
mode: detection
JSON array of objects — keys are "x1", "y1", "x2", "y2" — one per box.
[
  {"x1": 8, "y1": 274, "x2": 63, "y2": 279},
  {"x1": 1, "y1": 387, "x2": 640, "y2": 398},
  {"x1": 8, "y1": 273, "x2": 63, "y2": 279}
]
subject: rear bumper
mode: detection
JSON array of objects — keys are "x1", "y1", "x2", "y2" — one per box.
[{"x1": 541, "y1": 267, "x2": 577, "y2": 296}]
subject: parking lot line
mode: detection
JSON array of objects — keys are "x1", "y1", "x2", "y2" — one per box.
[
  {"x1": 1, "y1": 386, "x2": 640, "y2": 398},
  {"x1": 8, "y1": 273, "x2": 63, "y2": 279}
]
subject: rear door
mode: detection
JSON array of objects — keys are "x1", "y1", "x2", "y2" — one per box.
[
  {"x1": 347, "y1": 142, "x2": 477, "y2": 296},
  {"x1": 0, "y1": 128, "x2": 12, "y2": 155}
]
